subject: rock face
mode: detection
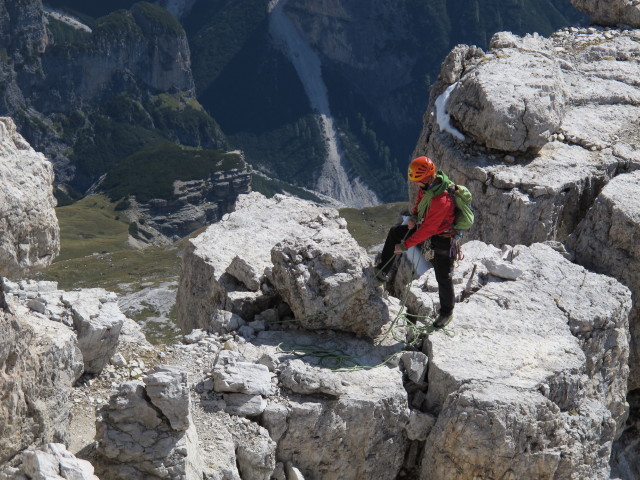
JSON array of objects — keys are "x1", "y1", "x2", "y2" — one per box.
[
  {"x1": 130, "y1": 166, "x2": 252, "y2": 241},
  {"x1": 0, "y1": 117, "x2": 59, "y2": 276},
  {"x1": 403, "y1": 241, "x2": 630, "y2": 479},
  {"x1": 416, "y1": 29, "x2": 640, "y2": 247},
  {"x1": 94, "y1": 366, "x2": 203, "y2": 480},
  {"x1": 177, "y1": 192, "x2": 398, "y2": 338},
  {"x1": 569, "y1": 171, "x2": 640, "y2": 388},
  {"x1": 0, "y1": 306, "x2": 83, "y2": 464},
  {"x1": 572, "y1": 0, "x2": 640, "y2": 28},
  {"x1": 269, "y1": 212, "x2": 398, "y2": 339}
]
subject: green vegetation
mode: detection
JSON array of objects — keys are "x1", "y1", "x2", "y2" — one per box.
[
  {"x1": 100, "y1": 143, "x2": 245, "y2": 202},
  {"x1": 130, "y1": 2, "x2": 184, "y2": 36},
  {"x1": 71, "y1": 114, "x2": 165, "y2": 185},
  {"x1": 52, "y1": 195, "x2": 131, "y2": 261},
  {"x1": 94, "y1": 9, "x2": 142, "y2": 39},
  {"x1": 185, "y1": 0, "x2": 271, "y2": 94},
  {"x1": 42, "y1": 194, "x2": 179, "y2": 291},
  {"x1": 339, "y1": 202, "x2": 410, "y2": 250},
  {"x1": 45, "y1": 16, "x2": 92, "y2": 48}
]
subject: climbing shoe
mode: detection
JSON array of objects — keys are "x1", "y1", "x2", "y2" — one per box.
[
  {"x1": 433, "y1": 313, "x2": 454, "y2": 329},
  {"x1": 374, "y1": 267, "x2": 390, "y2": 283}
]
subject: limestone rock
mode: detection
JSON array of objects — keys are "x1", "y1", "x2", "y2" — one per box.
[
  {"x1": 212, "y1": 353, "x2": 276, "y2": 396},
  {"x1": 270, "y1": 221, "x2": 397, "y2": 339},
  {"x1": 0, "y1": 309, "x2": 83, "y2": 463},
  {"x1": 254, "y1": 330, "x2": 409, "y2": 479},
  {"x1": 569, "y1": 171, "x2": 640, "y2": 388},
  {"x1": 235, "y1": 423, "x2": 276, "y2": 480},
  {"x1": 0, "y1": 117, "x2": 59, "y2": 276},
  {"x1": 0, "y1": 443, "x2": 99, "y2": 480},
  {"x1": 95, "y1": 373, "x2": 203, "y2": 480},
  {"x1": 279, "y1": 359, "x2": 345, "y2": 397},
  {"x1": 448, "y1": 38, "x2": 567, "y2": 152},
  {"x1": 177, "y1": 192, "x2": 354, "y2": 333},
  {"x1": 416, "y1": 28, "x2": 640, "y2": 247},
  {"x1": 143, "y1": 366, "x2": 191, "y2": 431},
  {"x1": 61, "y1": 289, "x2": 125, "y2": 374},
  {"x1": 415, "y1": 242, "x2": 630, "y2": 479},
  {"x1": 572, "y1": 0, "x2": 640, "y2": 27},
  {"x1": 209, "y1": 310, "x2": 246, "y2": 334}
]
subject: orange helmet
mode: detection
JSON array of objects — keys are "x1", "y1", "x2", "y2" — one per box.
[{"x1": 408, "y1": 156, "x2": 436, "y2": 183}]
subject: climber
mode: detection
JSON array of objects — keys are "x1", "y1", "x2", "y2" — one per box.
[{"x1": 374, "y1": 155, "x2": 456, "y2": 328}]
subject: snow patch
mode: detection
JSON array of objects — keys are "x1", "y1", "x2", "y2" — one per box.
[
  {"x1": 435, "y1": 83, "x2": 465, "y2": 141},
  {"x1": 43, "y1": 7, "x2": 92, "y2": 33}
]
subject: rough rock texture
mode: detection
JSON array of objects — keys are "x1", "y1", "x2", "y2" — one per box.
[
  {"x1": 0, "y1": 443, "x2": 99, "y2": 480},
  {"x1": 0, "y1": 117, "x2": 59, "y2": 276},
  {"x1": 232, "y1": 330, "x2": 408, "y2": 480},
  {"x1": 572, "y1": 0, "x2": 640, "y2": 28},
  {"x1": 130, "y1": 167, "x2": 252, "y2": 241},
  {"x1": 405, "y1": 241, "x2": 630, "y2": 479},
  {"x1": 448, "y1": 48, "x2": 566, "y2": 152},
  {"x1": 415, "y1": 29, "x2": 640, "y2": 247},
  {"x1": 94, "y1": 367, "x2": 203, "y2": 480},
  {"x1": 0, "y1": 305, "x2": 83, "y2": 464},
  {"x1": 270, "y1": 214, "x2": 399, "y2": 339},
  {"x1": 3, "y1": 280, "x2": 125, "y2": 374},
  {"x1": 177, "y1": 192, "x2": 375, "y2": 333},
  {"x1": 569, "y1": 171, "x2": 640, "y2": 388}
]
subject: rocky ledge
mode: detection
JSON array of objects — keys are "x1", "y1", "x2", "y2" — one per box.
[{"x1": 0, "y1": 117, "x2": 59, "y2": 276}]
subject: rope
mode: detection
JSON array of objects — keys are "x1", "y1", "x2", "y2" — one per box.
[{"x1": 271, "y1": 228, "x2": 456, "y2": 372}]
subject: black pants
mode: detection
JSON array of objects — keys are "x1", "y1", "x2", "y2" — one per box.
[{"x1": 377, "y1": 224, "x2": 455, "y2": 316}]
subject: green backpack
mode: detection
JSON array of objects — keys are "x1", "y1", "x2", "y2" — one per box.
[
  {"x1": 416, "y1": 171, "x2": 475, "y2": 233},
  {"x1": 448, "y1": 184, "x2": 474, "y2": 232}
]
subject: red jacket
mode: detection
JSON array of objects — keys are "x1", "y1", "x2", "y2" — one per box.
[{"x1": 404, "y1": 188, "x2": 455, "y2": 249}]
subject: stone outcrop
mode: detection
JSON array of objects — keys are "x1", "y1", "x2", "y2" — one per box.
[
  {"x1": 127, "y1": 166, "x2": 252, "y2": 242},
  {"x1": 572, "y1": 0, "x2": 640, "y2": 28},
  {"x1": 399, "y1": 241, "x2": 630, "y2": 479},
  {"x1": 415, "y1": 29, "x2": 640, "y2": 247},
  {"x1": 174, "y1": 190, "x2": 631, "y2": 479},
  {"x1": 269, "y1": 210, "x2": 401, "y2": 339},
  {"x1": 94, "y1": 366, "x2": 203, "y2": 480},
  {"x1": 0, "y1": 443, "x2": 99, "y2": 480},
  {"x1": 3, "y1": 280, "x2": 125, "y2": 374},
  {"x1": 177, "y1": 192, "x2": 399, "y2": 339},
  {"x1": 569, "y1": 171, "x2": 640, "y2": 388},
  {"x1": 194, "y1": 328, "x2": 408, "y2": 479},
  {"x1": 0, "y1": 306, "x2": 83, "y2": 464},
  {"x1": 0, "y1": 117, "x2": 59, "y2": 276}
]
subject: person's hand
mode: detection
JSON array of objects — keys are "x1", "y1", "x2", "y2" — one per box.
[
  {"x1": 394, "y1": 244, "x2": 403, "y2": 254},
  {"x1": 407, "y1": 218, "x2": 416, "y2": 229}
]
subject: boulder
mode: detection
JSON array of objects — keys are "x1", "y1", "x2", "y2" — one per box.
[
  {"x1": 0, "y1": 117, "x2": 59, "y2": 276},
  {"x1": 270, "y1": 220, "x2": 400, "y2": 339},
  {"x1": 61, "y1": 289, "x2": 125, "y2": 373},
  {"x1": 413, "y1": 242, "x2": 630, "y2": 479},
  {"x1": 572, "y1": 0, "x2": 640, "y2": 28},
  {"x1": 212, "y1": 351, "x2": 276, "y2": 396},
  {"x1": 143, "y1": 366, "x2": 191, "y2": 431},
  {"x1": 94, "y1": 369, "x2": 203, "y2": 480},
  {"x1": 0, "y1": 308, "x2": 83, "y2": 464},
  {"x1": 0, "y1": 443, "x2": 99, "y2": 480},
  {"x1": 176, "y1": 192, "x2": 350, "y2": 333},
  {"x1": 569, "y1": 171, "x2": 640, "y2": 388},
  {"x1": 448, "y1": 36, "x2": 566, "y2": 152}
]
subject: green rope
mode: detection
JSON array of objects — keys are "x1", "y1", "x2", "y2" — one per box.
[{"x1": 271, "y1": 229, "x2": 455, "y2": 372}]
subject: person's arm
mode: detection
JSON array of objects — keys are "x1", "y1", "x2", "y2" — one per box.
[{"x1": 402, "y1": 194, "x2": 452, "y2": 249}]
